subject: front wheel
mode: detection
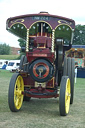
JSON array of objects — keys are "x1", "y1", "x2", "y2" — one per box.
[
  {"x1": 8, "y1": 73, "x2": 24, "y2": 112},
  {"x1": 59, "y1": 76, "x2": 71, "y2": 116}
]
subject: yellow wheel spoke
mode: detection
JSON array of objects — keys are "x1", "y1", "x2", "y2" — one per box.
[
  {"x1": 14, "y1": 75, "x2": 24, "y2": 110},
  {"x1": 16, "y1": 99, "x2": 19, "y2": 107},
  {"x1": 65, "y1": 78, "x2": 71, "y2": 114}
]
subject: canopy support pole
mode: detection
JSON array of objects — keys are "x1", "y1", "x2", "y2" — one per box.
[
  {"x1": 71, "y1": 29, "x2": 74, "y2": 44},
  {"x1": 26, "y1": 29, "x2": 29, "y2": 52},
  {"x1": 51, "y1": 29, "x2": 55, "y2": 52}
]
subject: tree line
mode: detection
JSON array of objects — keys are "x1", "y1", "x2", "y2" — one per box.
[
  {"x1": 73, "y1": 25, "x2": 85, "y2": 45},
  {"x1": 0, "y1": 25, "x2": 85, "y2": 55},
  {"x1": 0, "y1": 43, "x2": 10, "y2": 55}
]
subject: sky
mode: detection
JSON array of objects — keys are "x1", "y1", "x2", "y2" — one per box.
[{"x1": 0, "y1": 0, "x2": 85, "y2": 47}]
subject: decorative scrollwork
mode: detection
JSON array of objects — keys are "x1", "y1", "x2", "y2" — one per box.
[
  {"x1": 11, "y1": 19, "x2": 24, "y2": 23},
  {"x1": 58, "y1": 20, "x2": 72, "y2": 25}
]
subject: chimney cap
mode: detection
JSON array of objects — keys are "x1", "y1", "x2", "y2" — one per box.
[{"x1": 39, "y1": 11, "x2": 49, "y2": 14}]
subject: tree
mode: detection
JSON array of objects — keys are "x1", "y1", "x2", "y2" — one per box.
[
  {"x1": 0, "y1": 43, "x2": 10, "y2": 55},
  {"x1": 18, "y1": 39, "x2": 26, "y2": 47},
  {"x1": 17, "y1": 39, "x2": 26, "y2": 59},
  {"x1": 73, "y1": 25, "x2": 85, "y2": 45}
]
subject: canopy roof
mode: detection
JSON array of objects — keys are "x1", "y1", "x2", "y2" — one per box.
[{"x1": 6, "y1": 12, "x2": 75, "y2": 41}]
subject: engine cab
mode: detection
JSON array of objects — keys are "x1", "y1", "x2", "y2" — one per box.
[
  {"x1": 6, "y1": 12, "x2": 75, "y2": 97},
  {"x1": 7, "y1": 12, "x2": 76, "y2": 116}
]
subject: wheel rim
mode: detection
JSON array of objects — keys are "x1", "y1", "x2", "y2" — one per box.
[
  {"x1": 14, "y1": 75, "x2": 24, "y2": 110},
  {"x1": 65, "y1": 78, "x2": 71, "y2": 114}
]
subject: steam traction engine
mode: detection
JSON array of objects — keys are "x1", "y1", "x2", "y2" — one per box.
[{"x1": 6, "y1": 12, "x2": 75, "y2": 116}]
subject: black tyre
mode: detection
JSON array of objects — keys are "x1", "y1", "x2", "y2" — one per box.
[
  {"x1": 59, "y1": 76, "x2": 71, "y2": 116},
  {"x1": 8, "y1": 73, "x2": 24, "y2": 112},
  {"x1": 63, "y1": 57, "x2": 67, "y2": 76},
  {"x1": 70, "y1": 58, "x2": 75, "y2": 104},
  {"x1": 63, "y1": 57, "x2": 75, "y2": 104},
  {"x1": 67, "y1": 57, "x2": 75, "y2": 104},
  {"x1": 19, "y1": 55, "x2": 28, "y2": 72},
  {"x1": 19, "y1": 55, "x2": 25, "y2": 70},
  {"x1": 23, "y1": 56, "x2": 28, "y2": 72},
  {"x1": 67, "y1": 57, "x2": 71, "y2": 80}
]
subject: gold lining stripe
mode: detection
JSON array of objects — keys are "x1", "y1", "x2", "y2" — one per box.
[
  {"x1": 55, "y1": 23, "x2": 72, "y2": 30},
  {"x1": 46, "y1": 77, "x2": 55, "y2": 88},
  {"x1": 24, "y1": 85, "x2": 31, "y2": 87},
  {"x1": 10, "y1": 22, "x2": 27, "y2": 29},
  {"x1": 29, "y1": 20, "x2": 52, "y2": 30}
]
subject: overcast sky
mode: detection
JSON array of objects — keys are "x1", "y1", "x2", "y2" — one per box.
[{"x1": 0, "y1": 0, "x2": 85, "y2": 47}]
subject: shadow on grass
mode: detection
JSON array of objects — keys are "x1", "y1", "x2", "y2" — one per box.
[{"x1": 21, "y1": 98, "x2": 60, "y2": 117}]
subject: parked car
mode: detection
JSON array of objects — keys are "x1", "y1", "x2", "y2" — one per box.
[{"x1": 6, "y1": 60, "x2": 20, "y2": 71}]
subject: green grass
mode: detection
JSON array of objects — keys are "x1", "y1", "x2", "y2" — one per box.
[
  {"x1": 0, "y1": 69, "x2": 85, "y2": 128},
  {"x1": 0, "y1": 55, "x2": 19, "y2": 60}
]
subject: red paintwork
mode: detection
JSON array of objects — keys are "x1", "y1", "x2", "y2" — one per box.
[
  {"x1": 26, "y1": 36, "x2": 54, "y2": 63},
  {"x1": 7, "y1": 12, "x2": 75, "y2": 30},
  {"x1": 7, "y1": 13, "x2": 75, "y2": 29},
  {"x1": 26, "y1": 52, "x2": 54, "y2": 63},
  {"x1": 25, "y1": 93, "x2": 58, "y2": 98},
  {"x1": 23, "y1": 75, "x2": 35, "y2": 87},
  {"x1": 22, "y1": 73, "x2": 58, "y2": 98},
  {"x1": 6, "y1": 12, "x2": 75, "y2": 99},
  {"x1": 22, "y1": 74, "x2": 55, "y2": 88},
  {"x1": 24, "y1": 88, "x2": 59, "y2": 98}
]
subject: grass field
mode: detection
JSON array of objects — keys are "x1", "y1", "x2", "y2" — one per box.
[
  {"x1": 0, "y1": 55, "x2": 19, "y2": 60},
  {"x1": 0, "y1": 69, "x2": 85, "y2": 128}
]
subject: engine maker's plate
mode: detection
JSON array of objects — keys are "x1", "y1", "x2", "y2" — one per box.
[{"x1": 35, "y1": 82, "x2": 46, "y2": 88}]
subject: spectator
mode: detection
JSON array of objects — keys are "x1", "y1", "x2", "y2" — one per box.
[{"x1": 2, "y1": 61, "x2": 8, "y2": 69}]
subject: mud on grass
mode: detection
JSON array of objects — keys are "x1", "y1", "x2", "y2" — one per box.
[{"x1": 0, "y1": 70, "x2": 85, "y2": 128}]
